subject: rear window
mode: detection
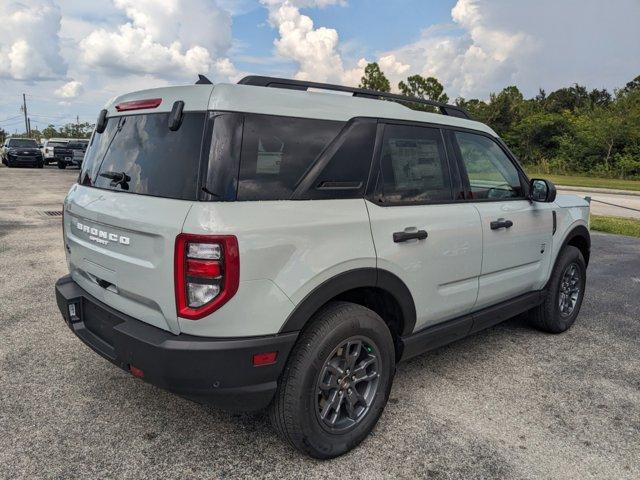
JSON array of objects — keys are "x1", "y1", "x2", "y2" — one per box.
[
  {"x1": 237, "y1": 114, "x2": 344, "y2": 200},
  {"x1": 80, "y1": 112, "x2": 206, "y2": 200}
]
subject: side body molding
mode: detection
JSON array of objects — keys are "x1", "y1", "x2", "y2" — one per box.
[{"x1": 279, "y1": 268, "x2": 417, "y2": 336}]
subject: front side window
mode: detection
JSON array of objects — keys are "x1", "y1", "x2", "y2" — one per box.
[
  {"x1": 454, "y1": 132, "x2": 523, "y2": 200},
  {"x1": 237, "y1": 114, "x2": 343, "y2": 200},
  {"x1": 379, "y1": 124, "x2": 452, "y2": 204}
]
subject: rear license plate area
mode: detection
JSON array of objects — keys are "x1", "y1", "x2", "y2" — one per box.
[{"x1": 82, "y1": 298, "x2": 123, "y2": 347}]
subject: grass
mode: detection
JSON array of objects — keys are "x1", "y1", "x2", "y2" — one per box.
[
  {"x1": 525, "y1": 173, "x2": 640, "y2": 192},
  {"x1": 590, "y1": 215, "x2": 640, "y2": 237}
]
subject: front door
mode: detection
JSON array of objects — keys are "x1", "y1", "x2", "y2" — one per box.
[
  {"x1": 451, "y1": 130, "x2": 554, "y2": 309},
  {"x1": 366, "y1": 123, "x2": 483, "y2": 332}
]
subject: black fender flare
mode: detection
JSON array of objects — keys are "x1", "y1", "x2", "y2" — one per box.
[
  {"x1": 279, "y1": 268, "x2": 417, "y2": 336},
  {"x1": 559, "y1": 224, "x2": 591, "y2": 266}
]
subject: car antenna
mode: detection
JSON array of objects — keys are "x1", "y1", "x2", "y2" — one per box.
[{"x1": 195, "y1": 74, "x2": 213, "y2": 85}]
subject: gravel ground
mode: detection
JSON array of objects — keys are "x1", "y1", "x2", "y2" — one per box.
[{"x1": 1, "y1": 165, "x2": 639, "y2": 479}]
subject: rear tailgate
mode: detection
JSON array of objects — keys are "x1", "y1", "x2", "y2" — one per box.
[
  {"x1": 64, "y1": 186, "x2": 193, "y2": 333},
  {"x1": 64, "y1": 87, "x2": 214, "y2": 333}
]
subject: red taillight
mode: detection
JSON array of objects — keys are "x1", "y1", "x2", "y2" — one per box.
[
  {"x1": 186, "y1": 259, "x2": 221, "y2": 278},
  {"x1": 252, "y1": 352, "x2": 278, "y2": 366},
  {"x1": 115, "y1": 98, "x2": 162, "y2": 112},
  {"x1": 175, "y1": 234, "x2": 239, "y2": 320}
]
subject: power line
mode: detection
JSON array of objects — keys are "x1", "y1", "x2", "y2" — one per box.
[{"x1": 0, "y1": 114, "x2": 22, "y2": 123}]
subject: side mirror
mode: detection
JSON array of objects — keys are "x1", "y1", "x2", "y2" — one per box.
[
  {"x1": 530, "y1": 178, "x2": 557, "y2": 203},
  {"x1": 96, "y1": 109, "x2": 108, "y2": 134}
]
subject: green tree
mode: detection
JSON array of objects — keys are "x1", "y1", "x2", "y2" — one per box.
[
  {"x1": 455, "y1": 97, "x2": 488, "y2": 121},
  {"x1": 41, "y1": 124, "x2": 59, "y2": 139},
  {"x1": 359, "y1": 62, "x2": 390, "y2": 92},
  {"x1": 398, "y1": 75, "x2": 449, "y2": 104},
  {"x1": 545, "y1": 84, "x2": 590, "y2": 113},
  {"x1": 621, "y1": 74, "x2": 640, "y2": 94},
  {"x1": 483, "y1": 86, "x2": 524, "y2": 136}
]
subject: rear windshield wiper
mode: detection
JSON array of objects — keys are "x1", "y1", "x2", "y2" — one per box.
[{"x1": 100, "y1": 171, "x2": 131, "y2": 190}]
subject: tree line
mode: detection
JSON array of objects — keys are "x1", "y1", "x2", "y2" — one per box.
[
  {"x1": 0, "y1": 121, "x2": 94, "y2": 144},
  {"x1": 360, "y1": 62, "x2": 640, "y2": 179}
]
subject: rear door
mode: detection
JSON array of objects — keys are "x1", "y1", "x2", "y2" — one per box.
[
  {"x1": 449, "y1": 130, "x2": 554, "y2": 309},
  {"x1": 64, "y1": 111, "x2": 207, "y2": 333},
  {"x1": 366, "y1": 122, "x2": 483, "y2": 332}
]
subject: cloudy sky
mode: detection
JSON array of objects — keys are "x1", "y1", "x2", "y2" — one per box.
[{"x1": 0, "y1": 0, "x2": 638, "y2": 132}]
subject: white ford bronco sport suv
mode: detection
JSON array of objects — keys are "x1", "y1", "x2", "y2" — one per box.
[{"x1": 56, "y1": 76, "x2": 591, "y2": 458}]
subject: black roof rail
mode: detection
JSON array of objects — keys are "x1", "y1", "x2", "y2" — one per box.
[{"x1": 238, "y1": 75, "x2": 471, "y2": 120}]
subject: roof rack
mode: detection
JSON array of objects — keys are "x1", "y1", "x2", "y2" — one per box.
[{"x1": 238, "y1": 75, "x2": 471, "y2": 120}]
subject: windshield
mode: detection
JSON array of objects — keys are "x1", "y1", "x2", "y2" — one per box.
[
  {"x1": 8, "y1": 139, "x2": 37, "y2": 148},
  {"x1": 79, "y1": 112, "x2": 206, "y2": 200}
]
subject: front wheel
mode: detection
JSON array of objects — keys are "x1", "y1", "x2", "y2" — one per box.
[
  {"x1": 270, "y1": 301, "x2": 395, "y2": 459},
  {"x1": 529, "y1": 245, "x2": 586, "y2": 333}
]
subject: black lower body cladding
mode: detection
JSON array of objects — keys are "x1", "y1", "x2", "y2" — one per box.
[{"x1": 55, "y1": 275, "x2": 298, "y2": 411}]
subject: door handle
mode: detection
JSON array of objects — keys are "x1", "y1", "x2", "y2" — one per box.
[
  {"x1": 490, "y1": 218, "x2": 514, "y2": 230},
  {"x1": 393, "y1": 229, "x2": 428, "y2": 243}
]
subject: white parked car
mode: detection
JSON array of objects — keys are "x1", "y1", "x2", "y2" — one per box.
[
  {"x1": 56, "y1": 76, "x2": 591, "y2": 459},
  {"x1": 42, "y1": 138, "x2": 69, "y2": 164}
]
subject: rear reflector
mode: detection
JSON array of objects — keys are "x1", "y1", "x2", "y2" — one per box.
[
  {"x1": 115, "y1": 98, "x2": 162, "y2": 112},
  {"x1": 252, "y1": 352, "x2": 278, "y2": 366},
  {"x1": 129, "y1": 365, "x2": 145, "y2": 378}
]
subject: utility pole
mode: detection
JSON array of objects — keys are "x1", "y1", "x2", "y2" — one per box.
[
  {"x1": 21, "y1": 93, "x2": 29, "y2": 137},
  {"x1": 27, "y1": 118, "x2": 31, "y2": 137},
  {"x1": 76, "y1": 115, "x2": 80, "y2": 137}
]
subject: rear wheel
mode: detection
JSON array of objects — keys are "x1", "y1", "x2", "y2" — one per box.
[
  {"x1": 270, "y1": 301, "x2": 395, "y2": 459},
  {"x1": 57, "y1": 160, "x2": 66, "y2": 169},
  {"x1": 529, "y1": 245, "x2": 586, "y2": 333},
  {"x1": 37, "y1": 160, "x2": 44, "y2": 168}
]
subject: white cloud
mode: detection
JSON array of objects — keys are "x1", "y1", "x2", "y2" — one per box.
[
  {"x1": 262, "y1": 0, "x2": 345, "y2": 82},
  {"x1": 79, "y1": 0, "x2": 237, "y2": 81},
  {"x1": 0, "y1": 0, "x2": 67, "y2": 81},
  {"x1": 384, "y1": 0, "x2": 640, "y2": 99},
  {"x1": 54, "y1": 80, "x2": 84, "y2": 99},
  {"x1": 260, "y1": 1, "x2": 409, "y2": 88}
]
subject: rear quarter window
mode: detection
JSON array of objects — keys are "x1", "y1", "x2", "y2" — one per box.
[{"x1": 237, "y1": 114, "x2": 344, "y2": 200}]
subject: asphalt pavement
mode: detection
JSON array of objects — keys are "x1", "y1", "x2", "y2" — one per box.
[{"x1": 1, "y1": 165, "x2": 639, "y2": 479}]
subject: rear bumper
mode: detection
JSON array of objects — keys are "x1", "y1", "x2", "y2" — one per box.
[
  {"x1": 53, "y1": 154, "x2": 74, "y2": 164},
  {"x1": 55, "y1": 275, "x2": 298, "y2": 411}
]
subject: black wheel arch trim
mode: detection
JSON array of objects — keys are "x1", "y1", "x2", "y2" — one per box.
[
  {"x1": 278, "y1": 267, "x2": 417, "y2": 336},
  {"x1": 559, "y1": 224, "x2": 591, "y2": 266}
]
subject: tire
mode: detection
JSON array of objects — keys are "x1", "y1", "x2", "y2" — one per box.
[
  {"x1": 37, "y1": 161, "x2": 44, "y2": 168},
  {"x1": 529, "y1": 245, "x2": 586, "y2": 333},
  {"x1": 269, "y1": 301, "x2": 395, "y2": 459},
  {"x1": 57, "y1": 160, "x2": 66, "y2": 169}
]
